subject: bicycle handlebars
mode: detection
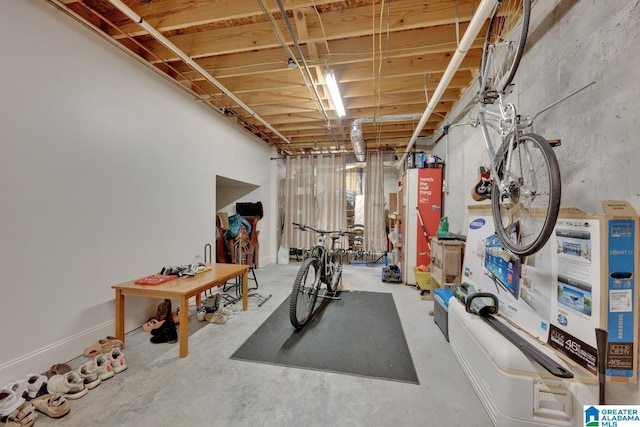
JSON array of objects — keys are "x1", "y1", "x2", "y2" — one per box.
[{"x1": 292, "y1": 222, "x2": 353, "y2": 236}]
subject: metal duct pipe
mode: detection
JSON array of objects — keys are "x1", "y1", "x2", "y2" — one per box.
[
  {"x1": 106, "y1": 0, "x2": 291, "y2": 144},
  {"x1": 398, "y1": 0, "x2": 497, "y2": 167},
  {"x1": 350, "y1": 114, "x2": 423, "y2": 162}
]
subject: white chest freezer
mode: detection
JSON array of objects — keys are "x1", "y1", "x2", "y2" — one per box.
[{"x1": 448, "y1": 297, "x2": 599, "y2": 426}]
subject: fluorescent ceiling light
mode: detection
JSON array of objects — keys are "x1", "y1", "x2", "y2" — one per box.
[{"x1": 324, "y1": 69, "x2": 346, "y2": 118}]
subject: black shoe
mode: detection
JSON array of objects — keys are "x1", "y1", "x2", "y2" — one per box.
[
  {"x1": 150, "y1": 323, "x2": 178, "y2": 344},
  {"x1": 151, "y1": 299, "x2": 177, "y2": 342}
]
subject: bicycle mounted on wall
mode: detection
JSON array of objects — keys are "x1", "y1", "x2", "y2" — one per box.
[{"x1": 469, "y1": 0, "x2": 561, "y2": 257}]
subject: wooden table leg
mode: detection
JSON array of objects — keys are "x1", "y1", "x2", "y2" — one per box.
[
  {"x1": 242, "y1": 268, "x2": 248, "y2": 311},
  {"x1": 115, "y1": 289, "x2": 125, "y2": 343},
  {"x1": 178, "y1": 296, "x2": 189, "y2": 358}
]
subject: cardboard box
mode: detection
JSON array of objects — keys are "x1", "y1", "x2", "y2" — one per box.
[
  {"x1": 389, "y1": 192, "x2": 399, "y2": 215},
  {"x1": 217, "y1": 212, "x2": 230, "y2": 230},
  {"x1": 464, "y1": 204, "x2": 639, "y2": 382},
  {"x1": 600, "y1": 201, "x2": 639, "y2": 383},
  {"x1": 430, "y1": 238, "x2": 464, "y2": 286}
]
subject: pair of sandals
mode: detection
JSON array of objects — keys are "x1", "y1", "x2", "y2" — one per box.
[{"x1": 83, "y1": 336, "x2": 124, "y2": 359}]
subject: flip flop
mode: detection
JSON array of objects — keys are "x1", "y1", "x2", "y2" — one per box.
[
  {"x1": 142, "y1": 319, "x2": 165, "y2": 332},
  {"x1": 32, "y1": 394, "x2": 70, "y2": 418}
]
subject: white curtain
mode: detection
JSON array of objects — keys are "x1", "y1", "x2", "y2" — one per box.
[
  {"x1": 282, "y1": 154, "x2": 347, "y2": 250},
  {"x1": 364, "y1": 151, "x2": 386, "y2": 251}
]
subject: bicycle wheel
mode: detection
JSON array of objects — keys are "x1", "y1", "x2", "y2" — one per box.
[
  {"x1": 328, "y1": 249, "x2": 344, "y2": 293},
  {"x1": 289, "y1": 257, "x2": 320, "y2": 330},
  {"x1": 491, "y1": 133, "x2": 561, "y2": 256},
  {"x1": 480, "y1": 0, "x2": 530, "y2": 94}
]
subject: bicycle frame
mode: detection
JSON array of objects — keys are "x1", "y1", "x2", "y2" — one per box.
[
  {"x1": 295, "y1": 223, "x2": 346, "y2": 289},
  {"x1": 310, "y1": 233, "x2": 333, "y2": 286},
  {"x1": 476, "y1": 3, "x2": 542, "y2": 203},
  {"x1": 289, "y1": 223, "x2": 346, "y2": 329},
  {"x1": 477, "y1": 96, "x2": 518, "y2": 198}
]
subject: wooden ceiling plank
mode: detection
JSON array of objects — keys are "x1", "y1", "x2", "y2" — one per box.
[
  {"x1": 257, "y1": 101, "x2": 453, "y2": 125},
  {"x1": 107, "y1": 0, "x2": 341, "y2": 37},
  {"x1": 163, "y1": 24, "x2": 483, "y2": 80},
  {"x1": 133, "y1": 0, "x2": 479, "y2": 60}
]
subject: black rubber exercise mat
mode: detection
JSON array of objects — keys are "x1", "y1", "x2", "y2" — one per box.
[{"x1": 230, "y1": 290, "x2": 419, "y2": 384}]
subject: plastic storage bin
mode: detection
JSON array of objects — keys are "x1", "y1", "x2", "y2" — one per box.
[{"x1": 434, "y1": 288, "x2": 454, "y2": 341}]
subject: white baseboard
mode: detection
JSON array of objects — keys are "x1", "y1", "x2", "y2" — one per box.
[{"x1": 0, "y1": 306, "x2": 150, "y2": 386}]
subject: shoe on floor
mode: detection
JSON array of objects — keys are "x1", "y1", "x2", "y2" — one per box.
[
  {"x1": 143, "y1": 318, "x2": 163, "y2": 332},
  {"x1": 94, "y1": 354, "x2": 115, "y2": 381},
  {"x1": 46, "y1": 372, "x2": 88, "y2": 400},
  {"x1": 218, "y1": 306, "x2": 234, "y2": 318},
  {"x1": 3, "y1": 401, "x2": 38, "y2": 427},
  {"x1": 150, "y1": 322, "x2": 178, "y2": 344},
  {"x1": 0, "y1": 388, "x2": 25, "y2": 417},
  {"x1": 41, "y1": 363, "x2": 72, "y2": 379},
  {"x1": 77, "y1": 361, "x2": 101, "y2": 390},
  {"x1": 25, "y1": 374, "x2": 48, "y2": 400},
  {"x1": 5, "y1": 381, "x2": 28, "y2": 402},
  {"x1": 109, "y1": 348, "x2": 128, "y2": 374},
  {"x1": 32, "y1": 393, "x2": 70, "y2": 419},
  {"x1": 204, "y1": 311, "x2": 227, "y2": 324},
  {"x1": 203, "y1": 293, "x2": 222, "y2": 313},
  {"x1": 154, "y1": 300, "x2": 169, "y2": 321},
  {"x1": 83, "y1": 336, "x2": 124, "y2": 358}
]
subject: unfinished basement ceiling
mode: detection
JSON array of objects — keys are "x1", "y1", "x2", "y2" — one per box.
[{"x1": 50, "y1": 0, "x2": 490, "y2": 157}]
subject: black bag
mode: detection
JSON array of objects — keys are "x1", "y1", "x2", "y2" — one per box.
[{"x1": 236, "y1": 201, "x2": 263, "y2": 219}]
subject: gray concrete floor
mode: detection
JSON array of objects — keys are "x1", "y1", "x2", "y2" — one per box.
[{"x1": 35, "y1": 262, "x2": 493, "y2": 427}]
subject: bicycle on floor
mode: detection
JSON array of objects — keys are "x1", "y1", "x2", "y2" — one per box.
[
  {"x1": 470, "y1": 0, "x2": 561, "y2": 256},
  {"x1": 289, "y1": 222, "x2": 348, "y2": 330}
]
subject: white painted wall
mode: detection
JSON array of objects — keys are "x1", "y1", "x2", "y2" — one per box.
[
  {"x1": 426, "y1": 0, "x2": 639, "y2": 404},
  {"x1": 0, "y1": 0, "x2": 277, "y2": 383}
]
